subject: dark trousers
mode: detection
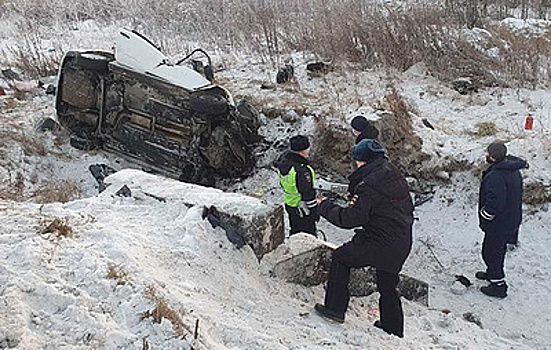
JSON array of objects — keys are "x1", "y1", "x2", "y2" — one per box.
[
  {"x1": 482, "y1": 230, "x2": 513, "y2": 280},
  {"x1": 285, "y1": 204, "x2": 316, "y2": 236},
  {"x1": 324, "y1": 242, "x2": 404, "y2": 337},
  {"x1": 508, "y1": 228, "x2": 519, "y2": 245}
]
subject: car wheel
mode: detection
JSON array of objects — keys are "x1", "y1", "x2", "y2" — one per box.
[
  {"x1": 190, "y1": 94, "x2": 228, "y2": 117},
  {"x1": 73, "y1": 52, "x2": 114, "y2": 72},
  {"x1": 70, "y1": 135, "x2": 102, "y2": 151}
]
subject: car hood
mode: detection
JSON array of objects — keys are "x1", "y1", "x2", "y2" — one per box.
[{"x1": 115, "y1": 28, "x2": 212, "y2": 91}]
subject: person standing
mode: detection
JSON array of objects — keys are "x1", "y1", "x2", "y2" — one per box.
[
  {"x1": 314, "y1": 139, "x2": 413, "y2": 338},
  {"x1": 477, "y1": 140, "x2": 527, "y2": 298},
  {"x1": 351, "y1": 115, "x2": 380, "y2": 144},
  {"x1": 276, "y1": 135, "x2": 318, "y2": 236}
]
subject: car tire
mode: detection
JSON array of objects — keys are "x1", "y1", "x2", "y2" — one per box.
[
  {"x1": 70, "y1": 135, "x2": 102, "y2": 151},
  {"x1": 73, "y1": 52, "x2": 114, "y2": 72},
  {"x1": 190, "y1": 93, "x2": 228, "y2": 117}
]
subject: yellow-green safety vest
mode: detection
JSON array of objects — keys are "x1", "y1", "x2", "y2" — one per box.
[{"x1": 278, "y1": 165, "x2": 315, "y2": 207}]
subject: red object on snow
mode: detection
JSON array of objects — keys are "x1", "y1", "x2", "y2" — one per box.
[
  {"x1": 0, "y1": 86, "x2": 5, "y2": 96},
  {"x1": 525, "y1": 115, "x2": 534, "y2": 130}
]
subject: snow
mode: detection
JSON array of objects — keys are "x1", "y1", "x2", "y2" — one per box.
[{"x1": 1, "y1": 19, "x2": 551, "y2": 350}]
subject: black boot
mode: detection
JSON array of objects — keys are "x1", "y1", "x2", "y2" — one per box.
[
  {"x1": 314, "y1": 303, "x2": 345, "y2": 324},
  {"x1": 480, "y1": 281, "x2": 507, "y2": 298},
  {"x1": 475, "y1": 271, "x2": 489, "y2": 280},
  {"x1": 373, "y1": 319, "x2": 403, "y2": 338}
]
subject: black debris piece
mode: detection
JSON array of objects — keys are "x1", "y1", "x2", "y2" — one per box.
[
  {"x1": 452, "y1": 78, "x2": 478, "y2": 95},
  {"x1": 276, "y1": 65, "x2": 294, "y2": 84},
  {"x1": 45, "y1": 84, "x2": 56, "y2": 95},
  {"x1": 306, "y1": 61, "x2": 331, "y2": 75},
  {"x1": 37, "y1": 117, "x2": 60, "y2": 132},
  {"x1": 422, "y1": 118, "x2": 435, "y2": 130},
  {"x1": 115, "y1": 185, "x2": 132, "y2": 197},
  {"x1": 1, "y1": 68, "x2": 21, "y2": 81},
  {"x1": 89, "y1": 164, "x2": 117, "y2": 193},
  {"x1": 455, "y1": 275, "x2": 473, "y2": 287}
]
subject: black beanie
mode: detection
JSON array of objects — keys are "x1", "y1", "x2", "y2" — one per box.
[
  {"x1": 487, "y1": 140, "x2": 507, "y2": 162},
  {"x1": 290, "y1": 135, "x2": 310, "y2": 152},
  {"x1": 352, "y1": 139, "x2": 385, "y2": 162},
  {"x1": 351, "y1": 116, "x2": 369, "y2": 132}
]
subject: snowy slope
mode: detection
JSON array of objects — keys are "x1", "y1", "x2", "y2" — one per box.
[{"x1": 2, "y1": 19, "x2": 551, "y2": 349}]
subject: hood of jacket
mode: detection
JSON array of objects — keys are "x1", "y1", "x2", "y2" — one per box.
[{"x1": 485, "y1": 156, "x2": 528, "y2": 177}]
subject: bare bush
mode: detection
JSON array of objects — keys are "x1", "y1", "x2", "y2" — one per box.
[
  {"x1": 0, "y1": 172, "x2": 25, "y2": 201},
  {"x1": 142, "y1": 285, "x2": 190, "y2": 339},
  {"x1": 39, "y1": 217, "x2": 73, "y2": 239},
  {"x1": 0, "y1": 130, "x2": 48, "y2": 156},
  {"x1": 106, "y1": 264, "x2": 130, "y2": 285},
  {"x1": 1, "y1": 0, "x2": 550, "y2": 87}
]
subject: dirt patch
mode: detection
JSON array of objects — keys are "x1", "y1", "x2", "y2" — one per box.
[
  {"x1": 311, "y1": 116, "x2": 354, "y2": 180},
  {"x1": 524, "y1": 182, "x2": 551, "y2": 206},
  {"x1": 376, "y1": 86, "x2": 428, "y2": 175}
]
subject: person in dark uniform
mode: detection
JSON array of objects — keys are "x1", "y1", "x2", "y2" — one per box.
[
  {"x1": 351, "y1": 115, "x2": 380, "y2": 144},
  {"x1": 477, "y1": 140, "x2": 527, "y2": 298},
  {"x1": 276, "y1": 135, "x2": 318, "y2": 236},
  {"x1": 314, "y1": 139, "x2": 413, "y2": 338}
]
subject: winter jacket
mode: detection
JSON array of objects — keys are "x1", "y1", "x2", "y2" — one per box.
[
  {"x1": 479, "y1": 155, "x2": 527, "y2": 234},
  {"x1": 276, "y1": 151, "x2": 317, "y2": 213},
  {"x1": 355, "y1": 124, "x2": 380, "y2": 144},
  {"x1": 319, "y1": 157, "x2": 413, "y2": 273}
]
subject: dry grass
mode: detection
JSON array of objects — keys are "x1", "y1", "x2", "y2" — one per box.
[
  {"x1": 106, "y1": 264, "x2": 130, "y2": 285},
  {"x1": 524, "y1": 182, "x2": 551, "y2": 206},
  {"x1": 39, "y1": 217, "x2": 73, "y2": 239},
  {"x1": 33, "y1": 179, "x2": 83, "y2": 204},
  {"x1": 142, "y1": 285, "x2": 189, "y2": 339},
  {"x1": 473, "y1": 122, "x2": 498, "y2": 137},
  {"x1": 0, "y1": 130, "x2": 48, "y2": 157},
  {"x1": 0, "y1": 172, "x2": 25, "y2": 201}
]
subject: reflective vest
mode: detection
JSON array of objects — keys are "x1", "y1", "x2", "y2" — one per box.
[{"x1": 278, "y1": 165, "x2": 316, "y2": 207}]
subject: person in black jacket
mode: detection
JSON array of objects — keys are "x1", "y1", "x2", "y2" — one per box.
[
  {"x1": 351, "y1": 115, "x2": 380, "y2": 144},
  {"x1": 276, "y1": 135, "x2": 318, "y2": 236},
  {"x1": 314, "y1": 139, "x2": 413, "y2": 338},
  {"x1": 477, "y1": 140, "x2": 527, "y2": 298}
]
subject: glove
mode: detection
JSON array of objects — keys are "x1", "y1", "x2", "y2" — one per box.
[{"x1": 297, "y1": 201, "x2": 310, "y2": 218}]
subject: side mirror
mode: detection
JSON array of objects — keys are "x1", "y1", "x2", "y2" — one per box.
[{"x1": 204, "y1": 65, "x2": 214, "y2": 82}]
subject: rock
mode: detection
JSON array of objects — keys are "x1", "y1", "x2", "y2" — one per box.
[
  {"x1": 452, "y1": 78, "x2": 478, "y2": 95},
  {"x1": 463, "y1": 312, "x2": 483, "y2": 328},
  {"x1": 306, "y1": 61, "x2": 331, "y2": 76},
  {"x1": 36, "y1": 117, "x2": 61, "y2": 132},
  {"x1": 103, "y1": 169, "x2": 285, "y2": 259},
  {"x1": 261, "y1": 83, "x2": 276, "y2": 90},
  {"x1": 276, "y1": 65, "x2": 294, "y2": 84},
  {"x1": 436, "y1": 171, "x2": 451, "y2": 181},
  {"x1": 272, "y1": 242, "x2": 429, "y2": 306}
]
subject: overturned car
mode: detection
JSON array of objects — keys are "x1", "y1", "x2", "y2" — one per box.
[{"x1": 56, "y1": 28, "x2": 261, "y2": 186}]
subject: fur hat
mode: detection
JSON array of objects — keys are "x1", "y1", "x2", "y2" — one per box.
[
  {"x1": 351, "y1": 116, "x2": 369, "y2": 132},
  {"x1": 290, "y1": 135, "x2": 310, "y2": 152},
  {"x1": 352, "y1": 139, "x2": 385, "y2": 162}
]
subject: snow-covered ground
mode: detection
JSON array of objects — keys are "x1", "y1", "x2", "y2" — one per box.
[{"x1": 1, "y1": 20, "x2": 551, "y2": 349}]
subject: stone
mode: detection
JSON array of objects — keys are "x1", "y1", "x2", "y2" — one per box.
[
  {"x1": 272, "y1": 242, "x2": 429, "y2": 306},
  {"x1": 103, "y1": 169, "x2": 284, "y2": 259}
]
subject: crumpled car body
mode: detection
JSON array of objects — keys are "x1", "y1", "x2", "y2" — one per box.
[{"x1": 56, "y1": 28, "x2": 261, "y2": 185}]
